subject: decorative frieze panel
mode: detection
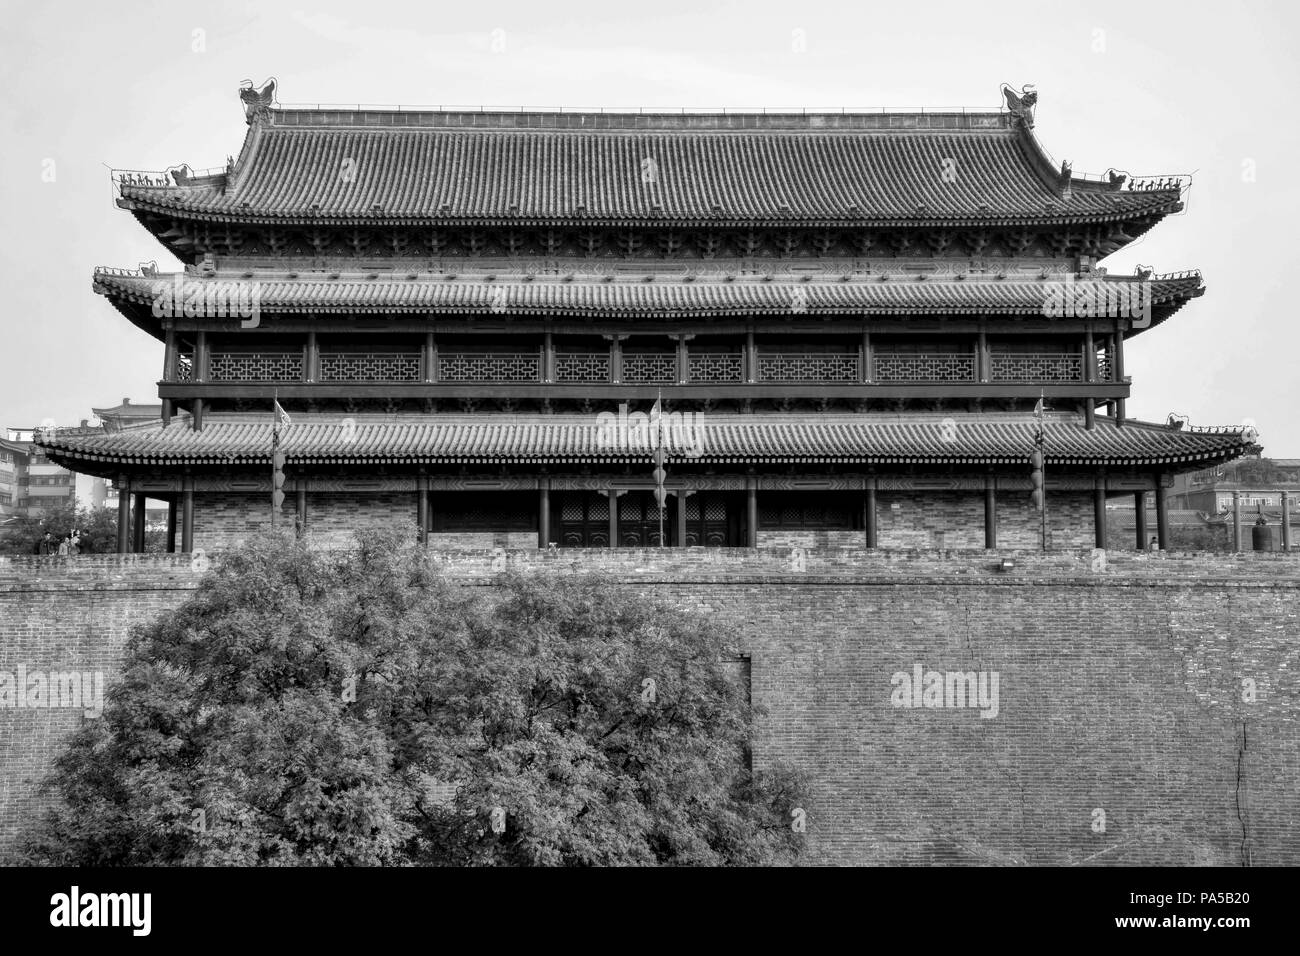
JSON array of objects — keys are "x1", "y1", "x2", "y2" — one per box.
[
  {"x1": 208, "y1": 352, "x2": 304, "y2": 382},
  {"x1": 989, "y1": 352, "x2": 1083, "y2": 383},
  {"x1": 872, "y1": 352, "x2": 974, "y2": 382},
  {"x1": 320, "y1": 352, "x2": 421, "y2": 382},
  {"x1": 688, "y1": 353, "x2": 744, "y2": 383},
  {"x1": 555, "y1": 352, "x2": 611, "y2": 383},
  {"x1": 438, "y1": 352, "x2": 540, "y2": 383},
  {"x1": 622, "y1": 352, "x2": 677, "y2": 384},
  {"x1": 758, "y1": 353, "x2": 859, "y2": 383}
]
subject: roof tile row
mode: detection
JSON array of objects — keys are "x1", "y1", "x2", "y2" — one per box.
[
  {"x1": 118, "y1": 119, "x2": 1179, "y2": 226},
  {"x1": 38, "y1": 414, "x2": 1248, "y2": 468}
]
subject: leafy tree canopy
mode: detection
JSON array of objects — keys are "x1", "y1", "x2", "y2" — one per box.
[{"x1": 23, "y1": 530, "x2": 805, "y2": 866}]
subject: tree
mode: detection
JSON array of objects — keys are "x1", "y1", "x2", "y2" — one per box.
[
  {"x1": 0, "y1": 501, "x2": 166, "y2": 556},
  {"x1": 22, "y1": 529, "x2": 806, "y2": 866}
]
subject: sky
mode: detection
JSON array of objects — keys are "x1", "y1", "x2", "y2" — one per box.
[{"x1": 1, "y1": 0, "x2": 1297, "y2": 450}]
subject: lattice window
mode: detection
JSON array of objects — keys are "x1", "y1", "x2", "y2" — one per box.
[
  {"x1": 871, "y1": 352, "x2": 975, "y2": 382},
  {"x1": 619, "y1": 496, "x2": 665, "y2": 520},
  {"x1": 622, "y1": 352, "x2": 677, "y2": 384},
  {"x1": 320, "y1": 352, "x2": 421, "y2": 382},
  {"x1": 989, "y1": 353, "x2": 1083, "y2": 383},
  {"x1": 761, "y1": 501, "x2": 853, "y2": 528},
  {"x1": 175, "y1": 354, "x2": 194, "y2": 382},
  {"x1": 556, "y1": 352, "x2": 610, "y2": 383},
  {"x1": 688, "y1": 353, "x2": 743, "y2": 383},
  {"x1": 438, "y1": 353, "x2": 540, "y2": 383},
  {"x1": 758, "y1": 353, "x2": 859, "y2": 382},
  {"x1": 208, "y1": 352, "x2": 303, "y2": 382}
]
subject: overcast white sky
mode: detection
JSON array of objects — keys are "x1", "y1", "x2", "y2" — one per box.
[{"x1": 2, "y1": 0, "x2": 1296, "y2": 450}]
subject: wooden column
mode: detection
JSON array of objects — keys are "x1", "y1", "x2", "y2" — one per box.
[
  {"x1": 162, "y1": 328, "x2": 177, "y2": 424},
  {"x1": 984, "y1": 475, "x2": 997, "y2": 549},
  {"x1": 132, "y1": 493, "x2": 147, "y2": 553},
  {"x1": 1094, "y1": 474, "x2": 1107, "y2": 549},
  {"x1": 195, "y1": 330, "x2": 208, "y2": 381},
  {"x1": 424, "y1": 332, "x2": 438, "y2": 383},
  {"x1": 865, "y1": 481, "x2": 878, "y2": 549},
  {"x1": 192, "y1": 329, "x2": 208, "y2": 432},
  {"x1": 1155, "y1": 479, "x2": 1169, "y2": 550},
  {"x1": 538, "y1": 478, "x2": 551, "y2": 548},
  {"x1": 1282, "y1": 491, "x2": 1292, "y2": 552},
  {"x1": 607, "y1": 335, "x2": 624, "y2": 384},
  {"x1": 607, "y1": 490, "x2": 619, "y2": 548},
  {"x1": 543, "y1": 328, "x2": 554, "y2": 383},
  {"x1": 1084, "y1": 328, "x2": 1096, "y2": 383},
  {"x1": 746, "y1": 327, "x2": 757, "y2": 384},
  {"x1": 1113, "y1": 324, "x2": 1127, "y2": 423},
  {"x1": 305, "y1": 330, "x2": 318, "y2": 382},
  {"x1": 116, "y1": 477, "x2": 130, "y2": 554},
  {"x1": 426, "y1": 484, "x2": 435, "y2": 547},
  {"x1": 746, "y1": 479, "x2": 758, "y2": 548},
  {"x1": 181, "y1": 474, "x2": 194, "y2": 553},
  {"x1": 296, "y1": 482, "x2": 308, "y2": 538},
  {"x1": 1232, "y1": 491, "x2": 1242, "y2": 552},
  {"x1": 416, "y1": 474, "x2": 429, "y2": 544},
  {"x1": 675, "y1": 335, "x2": 690, "y2": 385},
  {"x1": 675, "y1": 490, "x2": 689, "y2": 547},
  {"x1": 1134, "y1": 490, "x2": 1148, "y2": 550},
  {"x1": 166, "y1": 500, "x2": 178, "y2": 553},
  {"x1": 977, "y1": 327, "x2": 989, "y2": 383}
]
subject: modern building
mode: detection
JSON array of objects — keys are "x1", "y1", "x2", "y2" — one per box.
[
  {"x1": 1165, "y1": 456, "x2": 1298, "y2": 549},
  {"x1": 40, "y1": 82, "x2": 1252, "y2": 553},
  {"x1": 1, "y1": 428, "x2": 77, "y2": 518}
]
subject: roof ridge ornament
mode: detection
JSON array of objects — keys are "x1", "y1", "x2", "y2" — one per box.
[
  {"x1": 1000, "y1": 83, "x2": 1037, "y2": 129},
  {"x1": 239, "y1": 78, "x2": 277, "y2": 124}
]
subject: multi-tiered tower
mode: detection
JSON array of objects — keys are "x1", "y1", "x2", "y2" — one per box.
[{"x1": 42, "y1": 82, "x2": 1250, "y2": 552}]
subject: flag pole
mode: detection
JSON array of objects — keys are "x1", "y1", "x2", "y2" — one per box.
[
  {"x1": 1036, "y1": 389, "x2": 1047, "y2": 552},
  {"x1": 657, "y1": 388, "x2": 665, "y2": 548},
  {"x1": 271, "y1": 389, "x2": 279, "y2": 531}
]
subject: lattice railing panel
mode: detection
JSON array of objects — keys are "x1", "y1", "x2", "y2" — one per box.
[
  {"x1": 555, "y1": 352, "x2": 610, "y2": 383},
  {"x1": 208, "y1": 352, "x2": 303, "y2": 382},
  {"x1": 175, "y1": 355, "x2": 193, "y2": 382},
  {"x1": 438, "y1": 352, "x2": 540, "y2": 383},
  {"x1": 688, "y1": 353, "x2": 743, "y2": 383},
  {"x1": 320, "y1": 352, "x2": 421, "y2": 382},
  {"x1": 872, "y1": 352, "x2": 974, "y2": 382},
  {"x1": 622, "y1": 352, "x2": 677, "y2": 384},
  {"x1": 758, "y1": 352, "x2": 859, "y2": 383},
  {"x1": 989, "y1": 352, "x2": 1083, "y2": 383},
  {"x1": 1096, "y1": 351, "x2": 1112, "y2": 382}
]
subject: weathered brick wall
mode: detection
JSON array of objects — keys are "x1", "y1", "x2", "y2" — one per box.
[
  {"x1": 2, "y1": 548, "x2": 1297, "y2": 865},
  {"x1": 303, "y1": 493, "x2": 416, "y2": 548},
  {"x1": 190, "y1": 490, "x2": 1098, "y2": 552}
]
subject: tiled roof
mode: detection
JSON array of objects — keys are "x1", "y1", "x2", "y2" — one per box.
[
  {"x1": 38, "y1": 413, "x2": 1250, "y2": 469},
  {"x1": 93, "y1": 269, "x2": 1204, "y2": 320},
  {"x1": 116, "y1": 108, "x2": 1181, "y2": 227},
  {"x1": 92, "y1": 401, "x2": 163, "y2": 418}
]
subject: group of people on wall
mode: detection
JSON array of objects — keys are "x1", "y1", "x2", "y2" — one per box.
[{"x1": 33, "y1": 530, "x2": 82, "y2": 556}]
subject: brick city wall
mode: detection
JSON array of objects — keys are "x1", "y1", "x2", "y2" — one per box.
[
  {"x1": 2, "y1": 548, "x2": 1298, "y2": 865},
  {"x1": 189, "y1": 489, "x2": 1097, "y2": 551}
]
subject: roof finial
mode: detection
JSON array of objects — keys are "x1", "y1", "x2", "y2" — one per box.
[
  {"x1": 238, "y1": 78, "x2": 277, "y2": 124},
  {"x1": 1001, "y1": 83, "x2": 1038, "y2": 129}
]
